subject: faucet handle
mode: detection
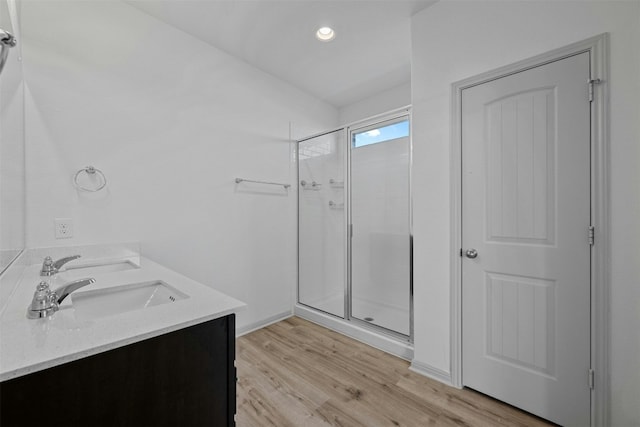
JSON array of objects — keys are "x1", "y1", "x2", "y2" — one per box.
[
  {"x1": 40, "y1": 256, "x2": 55, "y2": 276},
  {"x1": 27, "y1": 281, "x2": 59, "y2": 318},
  {"x1": 40, "y1": 255, "x2": 81, "y2": 276},
  {"x1": 30, "y1": 282, "x2": 54, "y2": 310},
  {"x1": 52, "y1": 255, "x2": 81, "y2": 270},
  {"x1": 54, "y1": 277, "x2": 95, "y2": 304}
]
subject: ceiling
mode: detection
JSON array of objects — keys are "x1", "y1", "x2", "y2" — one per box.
[{"x1": 125, "y1": 0, "x2": 436, "y2": 108}]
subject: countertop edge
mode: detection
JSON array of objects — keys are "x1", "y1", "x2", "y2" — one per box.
[
  {"x1": 0, "y1": 256, "x2": 246, "y2": 383},
  {"x1": 0, "y1": 306, "x2": 243, "y2": 383}
]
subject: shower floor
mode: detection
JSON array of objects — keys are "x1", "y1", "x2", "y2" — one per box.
[{"x1": 305, "y1": 292, "x2": 410, "y2": 336}]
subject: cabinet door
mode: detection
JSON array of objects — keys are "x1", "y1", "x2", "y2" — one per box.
[{"x1": 0, "y1": 315, "x2": 236, "y2": 427}]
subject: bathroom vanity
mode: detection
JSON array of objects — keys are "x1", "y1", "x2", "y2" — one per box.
[
  {"x1": 0, "y1": 252, "x2": 245, "y2": 427},
  {"x1": 1, "y1": 314, "x2": 235, "y2": 427}
]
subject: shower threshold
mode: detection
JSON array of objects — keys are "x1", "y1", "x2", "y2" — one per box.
[{"x1": 294, "y1": 303, "x2": 413, "y2": 361}]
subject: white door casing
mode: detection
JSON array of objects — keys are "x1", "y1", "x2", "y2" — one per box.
[{"x1": 461, "y1": 52, "x2": 591, "y2": 426}]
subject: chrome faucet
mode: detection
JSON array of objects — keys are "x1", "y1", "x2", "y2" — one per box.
[
  {"x1": 27, "y1": 278, "x2": 96, "y2": 319},
  {"x1": 40, "y1": 255, "x2": 81, "y2": 276}
]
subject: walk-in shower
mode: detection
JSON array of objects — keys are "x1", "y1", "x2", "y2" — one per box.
[{"x1": 296, "y1": 109, "x2": 412, "y2": 350}]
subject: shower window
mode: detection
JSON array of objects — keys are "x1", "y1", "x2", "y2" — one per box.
[{"x1": 352, "y1": 119, "x2": 409, "y2": 148}]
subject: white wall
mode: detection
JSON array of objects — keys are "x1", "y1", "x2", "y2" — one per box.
[
  {"x1": 411, "y1": 1, "x2": 640, "y2": 425},
  {"x1": 339, "y1": 82, "x2": 410, "y2": 125},
  {"x1": 21, "y1": 0, "x2": 338, "y2": 333}
]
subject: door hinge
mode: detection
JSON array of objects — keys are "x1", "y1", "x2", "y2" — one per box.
[
  {"x1": 589, "y1": 369, "x2": 595, "y2": 390},
  {"x1": 588, "y1": 78, "x2": 601, "y2": 102},
  {"x1": 588, "y1": 226, "x2": 595, "y2": 246}
]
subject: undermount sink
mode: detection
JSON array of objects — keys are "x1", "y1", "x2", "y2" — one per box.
[
  {"x1": 71, "y1": 280, "x2": 188, "y2": 321},
  {"x1": 60, "y1": 260, "x2": 139, "y2": 278}
]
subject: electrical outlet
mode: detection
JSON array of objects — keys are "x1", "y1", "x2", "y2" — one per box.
[{"x1": 54, "y1": 218, "x2": 73, "y2": 239}]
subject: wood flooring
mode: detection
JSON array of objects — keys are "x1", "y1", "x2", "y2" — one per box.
[{"x1": 236, "y1": 316, "x2": 553, "y2": 427}]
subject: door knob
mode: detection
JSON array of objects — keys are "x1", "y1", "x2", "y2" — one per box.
[{"x1": 465, "y1": 249, "x2": 478, "y2": 259}]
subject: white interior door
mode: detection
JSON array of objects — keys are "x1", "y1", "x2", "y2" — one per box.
[{"x1": 461, "y1": 52, "x2": 591, "y2": 426}]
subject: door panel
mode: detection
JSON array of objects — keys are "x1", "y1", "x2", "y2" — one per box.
[
  {"x1": 462, "y1": 53, "x2": 591, "y2": 426},
  {"x1": 350, "y1": 118, "x2": 411, "y2": 335},
  {"x1": 485, "y1": 87, "x2": 556, "y2": 245},
  {"x1": 298, "y1": 130, "x2": 345, "y2": 318}
]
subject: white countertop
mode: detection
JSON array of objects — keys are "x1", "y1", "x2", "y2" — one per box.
[{"x1": 0, "y1": 257, "x2": 245, "y2": 382}]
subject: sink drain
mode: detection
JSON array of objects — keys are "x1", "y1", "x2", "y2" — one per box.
[{"x1": 364, "y1": 317, "x2": 374, "y2": 322}]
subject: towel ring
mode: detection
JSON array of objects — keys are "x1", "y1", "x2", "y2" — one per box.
[{"x1": 74, "y1": 166, "x2": 107, "y2": 192}]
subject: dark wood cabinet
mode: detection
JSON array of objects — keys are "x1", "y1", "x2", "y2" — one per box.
[{"x1": 0, "y1": 314, "x2": 236, "y2": 427}]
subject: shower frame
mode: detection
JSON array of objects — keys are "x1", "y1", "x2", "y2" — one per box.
[{"x1": 295, "y1": 106, "x2": 414, "y2": 344}]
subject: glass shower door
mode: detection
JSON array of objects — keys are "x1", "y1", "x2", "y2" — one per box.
[
  {"x1": 298, "y1": 130, "x2": 345, "y2": 318},
  {"x1": 350, "y1": 117, "x2": 411, "y2": 336}
]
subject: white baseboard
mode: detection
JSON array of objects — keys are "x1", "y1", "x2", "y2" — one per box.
[
  {"x1": 409, "y1": 360, "x2": 455, "y2": 387},
  {"x1": 235, "y1": 310, "x2": 293, "y2": 337},
  {"x1": 294, "y1": 304, "x2": 414, "y2": 361}
]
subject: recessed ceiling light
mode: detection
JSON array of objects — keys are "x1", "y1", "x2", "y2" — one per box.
[{"x1": 316, "y1": 27, "x2": 335, "y2": 42}]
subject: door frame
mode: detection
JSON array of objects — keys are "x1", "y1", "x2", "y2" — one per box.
[{"x1": 450, "y1": 34, "x2": 609, "y2": 426}]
